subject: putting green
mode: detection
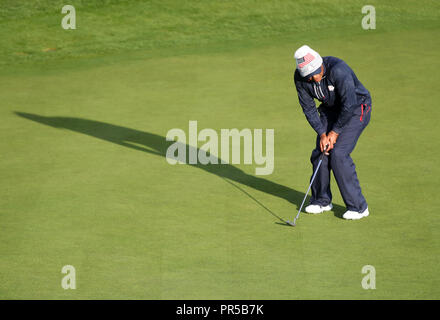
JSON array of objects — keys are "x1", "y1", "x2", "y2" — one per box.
[{"x1": 0, "y1": 1, "x2": 439, "y2": 299}]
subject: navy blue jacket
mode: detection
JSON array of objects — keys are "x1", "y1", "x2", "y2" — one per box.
[{"x1": 294, "y1": 56, "x2": 371, "y2": 135}]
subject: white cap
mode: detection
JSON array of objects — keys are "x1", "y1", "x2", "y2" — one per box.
[{"x1": 294, "y1": 45, "x2": 323, "y2": 78}]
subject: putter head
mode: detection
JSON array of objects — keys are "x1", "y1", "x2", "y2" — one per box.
[{"x1": 286, "y1": 220, "x2": 296, "y2": 227}]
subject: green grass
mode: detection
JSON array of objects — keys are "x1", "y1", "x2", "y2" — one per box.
[
  {"x1": 1, "y1": 0, "x2": 439, "y2": 68},
  {"x1": 0, "y1": 0, "x2": 439, "y2": 299}
]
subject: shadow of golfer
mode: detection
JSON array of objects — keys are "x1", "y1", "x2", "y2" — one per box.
[{"x1": 15, "y1": 112, "x2": 346, "y2": 221}]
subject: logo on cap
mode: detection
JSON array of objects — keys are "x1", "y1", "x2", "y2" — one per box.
[{"x1": 297, "y1": 53, "x2": 315, "y2": 68}]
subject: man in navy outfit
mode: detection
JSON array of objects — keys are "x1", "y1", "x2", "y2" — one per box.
[{"x1": 293, "y1": 45, "x2": 371, "y2": 220}]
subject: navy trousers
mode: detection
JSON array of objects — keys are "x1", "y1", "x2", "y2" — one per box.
[{"x1": 310, "y1": 103, "x2": 371, "y2": 212}]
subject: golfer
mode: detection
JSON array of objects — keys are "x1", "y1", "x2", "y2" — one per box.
[{"x1": 293, "y1": 45, "x2": 371, "y2": 220}]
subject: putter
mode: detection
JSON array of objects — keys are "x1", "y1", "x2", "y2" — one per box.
[{"x1": 287, "y1": 145, "x2": 329, "y2": 227}]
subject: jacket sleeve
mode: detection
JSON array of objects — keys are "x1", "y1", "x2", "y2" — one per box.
[
  {"x1": 295, "y1": 79, "x2": 326, "y2": 136},
  {"x1": 331, "y1": 65, "x2": 358, "y2": 134}
]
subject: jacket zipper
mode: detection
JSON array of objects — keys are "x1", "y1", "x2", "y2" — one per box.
[{"x1": 314, "y1": 83, "x2": 325, "y2": 100}]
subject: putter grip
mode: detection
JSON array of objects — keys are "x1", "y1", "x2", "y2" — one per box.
[{"x1": 320, "y1": 144, "x2": 329, "y2": 159}]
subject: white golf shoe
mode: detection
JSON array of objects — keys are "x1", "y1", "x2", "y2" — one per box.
[
  {"x1": 305, "y1": 203, "x2": 333, "y2": 214},
  {"x1": 342, "y1": 207, "x2": 369, "y2": 220}
]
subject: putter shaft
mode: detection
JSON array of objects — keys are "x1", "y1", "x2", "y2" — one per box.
[{"x1": 289, "y1": 147, "x2": 328, "y2": 226}]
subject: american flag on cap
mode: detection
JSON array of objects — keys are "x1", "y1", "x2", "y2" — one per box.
[{"x1": 297, "y1": 53, "x2": 315, "y2": 68}]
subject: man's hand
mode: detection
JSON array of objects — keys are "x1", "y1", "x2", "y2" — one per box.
[{"x1": 327, "y1": 131, "x2": 339, "y2": 152}]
